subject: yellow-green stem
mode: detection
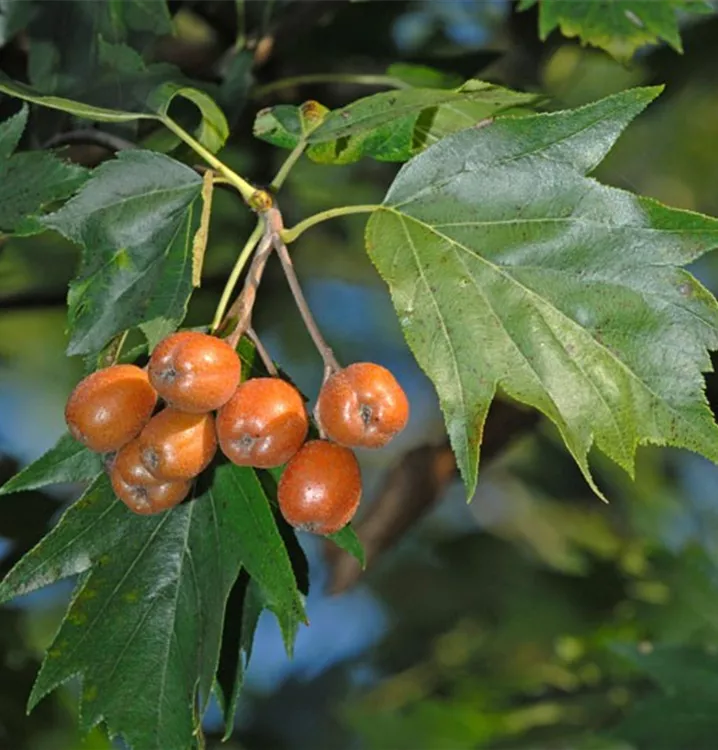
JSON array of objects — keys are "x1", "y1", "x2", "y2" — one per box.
[
  {"x1": 281, "y1": 204, "x2": 380, "y2": 243},
  {"x1": 161, "y1": 116, "x2": 256, "y2": 203},
  {"x1": 211, "y1": 220, "x2": 263, "y2": 332},
  {"x1": 271, "y1": 140, "x2": 306, "y2": 191}
]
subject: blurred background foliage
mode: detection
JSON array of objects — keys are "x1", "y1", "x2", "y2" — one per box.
[{"x1": 2, "y1": 1, "x2": 718, "y2": 748}]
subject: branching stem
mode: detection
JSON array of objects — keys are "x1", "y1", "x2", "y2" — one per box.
[
  {"x1": 273, "y1": 234, "x2": 340, "y2": 377},
  {"x1": 160, "y1": 116, "x2": 256, "y2": 203},
  {"x1": 223, "y1": 230, "x2": 275, "y2": 349}
]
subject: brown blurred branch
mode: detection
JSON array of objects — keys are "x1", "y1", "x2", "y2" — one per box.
[{"x1": 324, "y1": 399, "x2": 539, "y2": 595}]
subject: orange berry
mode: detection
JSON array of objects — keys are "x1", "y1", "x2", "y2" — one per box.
[
  {"x1": 110, "y1": 439, "x2": 190, "y2": 515},
  {"x1": 315, "y1": 363, "x2": 409, "y2": 449},
  {"x1": 277, "y1": 440, "x2": 361, "y2": 535},
  {"x1": 148, "y1": 331, "x2": 240, "y2": 413},
  {"x1": 216, "y1": 378, "x2": 308, "y2": 469},
  {"x1": 65, "y1": 364, "x2": 157, "y2": 453},
  {"x1": 138, "y1": 408, "x2": 217, "y2": 481}
]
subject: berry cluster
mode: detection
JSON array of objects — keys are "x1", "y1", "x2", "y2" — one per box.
[{"x1": 65, "y1": 331, "x2": 409, "y2": 534}]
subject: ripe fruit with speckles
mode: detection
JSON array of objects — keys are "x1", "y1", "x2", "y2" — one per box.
[
  {"x1": 148, "y1": 331, "x2": 240, "y2": 413},
  {"x1": 315, "y1": 363, "x2": 409, "y2": 449},
  {"x1": 110, "y1": 439, "x2": 190, "y2": 515},
  {"x1": 277, "y1": 440, "x2": 361, "y2": 534},
  {"x1": 138, "y1": 408, "x2": 217, "y2": 481},
  {"x1": 65, "y1": 364, "x2": 158, "y2": 453},
  {"x1": 217, "y1": 378, "x2": 308, "y2": 468}
]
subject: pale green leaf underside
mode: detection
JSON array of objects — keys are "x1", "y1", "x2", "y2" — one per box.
[
  {"x1": 366, "y1": 87, "x2": 718, "y2": 498},
  {"x1": 521, "y1": 0, "x2": 713, "y2": 61}
]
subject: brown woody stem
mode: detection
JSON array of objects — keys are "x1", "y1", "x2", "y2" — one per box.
[
  {"x1": 272, "y1": 234, "x2": 340, "y2": 378},
  {"x1": 223, "y1": 230, "x2": 274, "y2": 349},
  {"x1": 247, "y1": 327, "x2": 278, "y2": 377}
]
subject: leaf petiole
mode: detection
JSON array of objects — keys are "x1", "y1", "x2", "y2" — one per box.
[
  {"x1": 160, "y1": 115, "x2": 256, "y2": 203},
  {"x1": 281, "y1": 204, "x2": 380, "y2": 243}
]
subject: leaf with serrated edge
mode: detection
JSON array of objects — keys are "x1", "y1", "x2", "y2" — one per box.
[
  {"x1": 41, "y1": 149, "x2": 202, "y2": 356},
  {"x1": 10, "y1": 461, "x2": 304, "y2": 750},
  {"x1": 0, "y1": 105, "x2": 88, "y2": 234},
  {"x1": 254, "y1": 83, "x2": 539, "y2": 165},
  {"x1": 0, "y1": 433, "x2": 103, "y2": 496},
  {"x1": 366, "y1": 87, "x2": 718, "y2": 498},
  {"x1": 0, "y1": 475, "x2": 124, "y2": 602},
  {"x1": 521, "y1": 0, "x2": 712, "y2": 62},
  {"x1": 212, "y1": 464, "x2": 307, "y2": 650},
  {"x1": 307, "y1": 82, "x2": 540, "y2": 164},
  {"x1": 218, "y1": 576, "x2": 265, "y2": 740}
]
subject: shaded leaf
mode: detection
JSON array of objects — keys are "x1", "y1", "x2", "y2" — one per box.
[
  {"x1": 211, "y1": 464, "x2": 307, "y2": 653},
  {"x1": 0, "y1": 0, "x2": 37, "y2": 46},
  {"x1": 520, "y1": 0, "x2": 714, "y2": 62},
  {"x1": 1, "y1": 461, "x2": 304, "y2": 749},
  {"x1": 365, "y1": 87, "x2": 718, "y2": 498},
  {"x1": 0, "y1": 66, "x2": 230, "y2": 154},
  {"x1": 255, "y1": 82, "x2": 540, "y2": 164},
  {"x1": 41, "y1": 149, "x2": 203, "y2": 356},
  {"x1": 217, "y1": 575, "x2": 265, "y2": 740},
  {"x1": 327, "y1": 525, "x2": 366, "y2": 568},
  {"x1": 0, "y1": 475, "x2": 125, "y2": 601},
  {"x1": 0, "y1": 433, "x2": 103, "y2": 497},
  {"x1": 610, "y1": 644, "x2": 718, "y2": 749},
  {"x1": 0, "y1": 106, "x2": 88, "y2": 234}
]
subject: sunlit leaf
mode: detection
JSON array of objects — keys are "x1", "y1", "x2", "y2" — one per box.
[{"x1": 366, "y1": 86, "x2": 718, "y2": 497}]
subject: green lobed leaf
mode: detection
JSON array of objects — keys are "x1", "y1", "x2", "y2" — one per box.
[
  {"x1": 0, "y1": 106, "x2": 88, "y2": 235},
  {"x1": 327, "y1": 525, "x2": 366, "y2": 568},
  {"x1": 254, "y1": 82, "x2": 540, "y2": 165},
  {"x1": 1, "y1": 461, "x2": 305, "y2": 749},
  {"x1": 0, "y1": 433, "x2": 103, "y2": 497},
  {"x1": 365, "y1": 86, "x2": 718, "y2": 498},
  {"x1": 520, "y1": 0, "x2": 714, "y2": 62},
  {"x1": 41, "y1": 149, "x2": 203, "y2": 356}
]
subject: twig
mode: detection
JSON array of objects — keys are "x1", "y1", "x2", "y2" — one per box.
[
  {"x1": 253, "y1": 73, "x2": 410, "y2": 99},
  {"x1": 247, "y1": 327, "x2": 278, "y2": 377},
  {"x1": 222, "y1": 229, "x2": 274, "y2": 350},
  {"x1": 272, "y1": 233, "x2": 340, "y2": 379},
  {"x1": 42, "y1": 129, "x2": 138, "y2": 152}
]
